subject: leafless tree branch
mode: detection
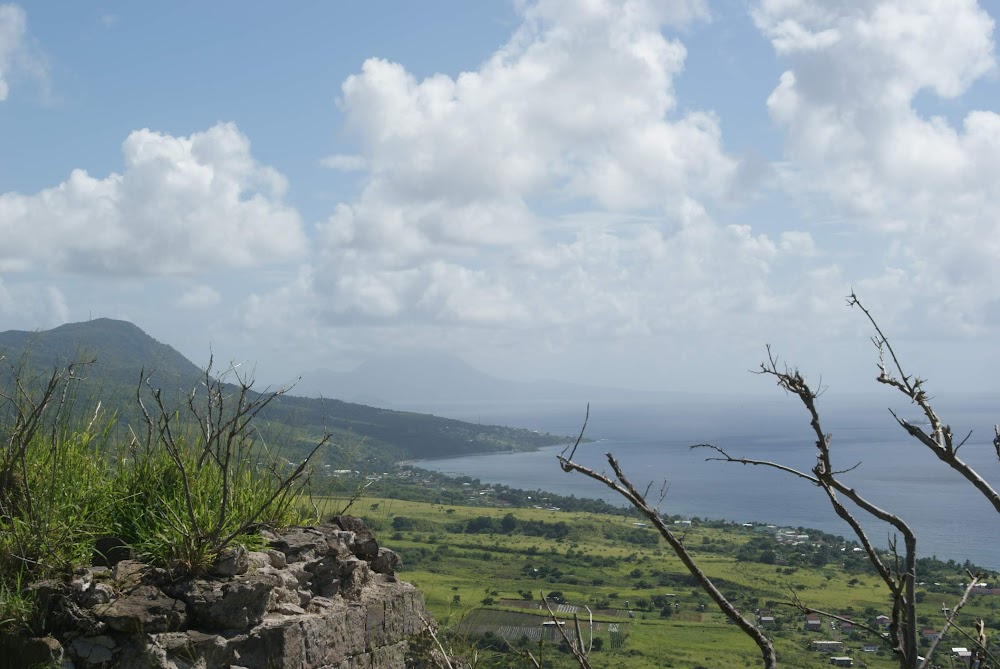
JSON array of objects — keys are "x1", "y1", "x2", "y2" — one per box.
[{"x1": 558, "y1": 439, "x2": 777, "y2": 668}]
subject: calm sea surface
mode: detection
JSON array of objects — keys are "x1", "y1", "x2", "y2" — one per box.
[{"x1": 408, "y1": 394, "x2": 1000, "y2": 570}]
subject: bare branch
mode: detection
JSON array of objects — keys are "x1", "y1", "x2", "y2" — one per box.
[
  {"x1": 779, "y1": 596, "x2": 887, "y2": 641},
  {"x1": 415, "y1": 610, "x2": 455, "y2": 669},
  {"x1": 919, "y1": 573, "x2": 982, "y2": 669},
  {"x1": 558, "y1": 447, "x2": 777, "y2": 669},
  {"x1": 542, "y1": 593, "x2": 593, "y2": 669}
]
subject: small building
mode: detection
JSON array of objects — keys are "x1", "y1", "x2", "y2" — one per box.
[
  {"x1": 922, "y1": 628, "x2": 940, "y2": 641},
  {"x1": 757, "y1": 609, "x2": 775, "y2": 627},
  {"x1": 952, "y1": 648, "x2": 972, "y2": 667},
  {"x1": 861, "y1": 643, "x2": 879, "y2": 653},
  {"x1": 805, "y1": 613, "x2": 822, "y2": 632},
  {"x1": 829, "y1": 657, "x2": 853, "y2": 667},
  {"x1": 811, "y1": 640, "x2": 845, "y2": 652},
  {"x1": 874, "y1": 614, "x2": 891, "y2": 628}
]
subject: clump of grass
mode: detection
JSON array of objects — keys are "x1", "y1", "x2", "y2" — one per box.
[
  {"x1": 0, "y1": 360, "x2": 118, "y2": 630},
  {"x1": 0, "y1": 355, "x2": 328, "y2": 631}
]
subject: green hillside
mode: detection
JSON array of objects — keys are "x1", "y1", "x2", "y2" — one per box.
[{"x1": 0, "y1": 320, "x2": 571, "y2": 469}]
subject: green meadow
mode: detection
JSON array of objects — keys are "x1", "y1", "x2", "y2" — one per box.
[{"x1": 327, "y1": 494, "x2": 1000, "y2": 669}]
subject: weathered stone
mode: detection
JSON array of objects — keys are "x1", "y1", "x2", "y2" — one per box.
[
  {"x1": 371, "y1": 548, "x2": 402, "y2": 576},
  {"x1": 97, "y1": 585, "x2": 186, "y2": 633},
  {"x1": 71, "y1": 567, "x2": 94, "y2": 593},
  {"x1": 333, "y1": 516, "x2": 380, "y2": 560},
  {"x1": 306, "y1": 596, "x2": 335, "y2": 612},
  {"x1": 247, "y1": 550, "x2": 271, "y2": 570},
  {"x1": 81, "y1": 582, "x2": 115, "y2": 608},
  {"x1": 153, "y1": 629, "x2": 231, "y2": 667},
  {"x1": 265, "y1": 548, "x2": 287, "y2": 569},
  {"x1": 363, "y1": 583, "x2": 425, "y2": 650},
  {"x1": 231, "y1": 600, "x2": 368, "y2": 669},
  {"x1": 182, "y1": 572, "x2": 277, "y2": 630},
  {"x1": 111, "y1": 559, "x2": 147, "y2": 589},
  {"x1": 0, "y1": 634, "x2": 65, "y2": 669},
  {"x1": 3, "y1": 520, "x2": 436, "y2": 669},
  {"x1": 29, "y1": 578, "x2": 105, "y2": 636},
  {"x1": 209, "y1": 544, "x2": 249, "y2": 577},
  {"x1": 266, "y1": 585, "x2": 300, "y2": 612},
  {"x1": 274, "y1": 602, "x2": 305, "y2": 616},
  {"x1": 267, "y1": 526, "x2": 327, "y2": 560},
  {"x1": 70, "y1": 634, "x2": 116, "y2": 665},
  {"x1": 303, "y1": 553, "x2": 342, "y2": 596},
  {"x1": 339, "y1": 560, "x2": 374, "y2": 600}
]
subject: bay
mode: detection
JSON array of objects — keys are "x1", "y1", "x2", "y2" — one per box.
[{"x1": 409, "y1": 394, "x2": 1000, "y2": 570}]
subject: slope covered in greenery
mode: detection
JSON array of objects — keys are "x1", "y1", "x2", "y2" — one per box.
[{"x1": 0, "y1": 319, "x2": 571, "y2": 468}]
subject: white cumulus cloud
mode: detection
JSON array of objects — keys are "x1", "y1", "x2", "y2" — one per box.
[
  {"x1": 0, "y1": 123, "x2": 307, "y2": 276},
  {"x1": 281, "y1": 0, "x2": 827, "y2": 342},
  {"x1": 756, "y1": 0, "x2": 1000, "y2": 334}
]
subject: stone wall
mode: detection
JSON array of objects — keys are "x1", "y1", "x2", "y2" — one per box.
[{"x1": 2, "y1": 517, "x2": 444, "y2": 669}]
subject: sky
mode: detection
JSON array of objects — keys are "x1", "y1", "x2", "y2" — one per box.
[{"x1": 2, "y1": 0, "x2": 1000, "y2": 396}]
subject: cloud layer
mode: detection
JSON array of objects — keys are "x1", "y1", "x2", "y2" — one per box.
[{"x1": 4, "y1": 0, "x2": 1000, "y2": 390}]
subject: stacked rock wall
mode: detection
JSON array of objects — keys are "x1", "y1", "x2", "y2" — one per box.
[{"x1": 1, "y1": 517, "x2": 440, "y2": 669}]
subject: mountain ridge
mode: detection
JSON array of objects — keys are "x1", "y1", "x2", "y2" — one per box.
[{"x1": 0, "y1": 319, "x2": 571, "y2": 468}]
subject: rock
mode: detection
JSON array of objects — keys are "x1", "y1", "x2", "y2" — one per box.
[
  {"x1": 267, "y1": 527, "x2": 327, "y2": 561},
  {"x1": 181, "y1": 572, "x2": 277, "y2": 630},
  {"x1": 71, "y1": 567, "x2": 94, "y2": 593},
  {"x1": 29, "y1": 578, "x2": 105, "y2": 636},
  {"x1": 231, "y1": 599, "x2": 368, "y2": 669},
  {"x1": 0, "y1": 634, "x2": 65, "y2": 668},
  {"x1": 371, "y1": 548, "x2": 402, "y2": 576},
  {"x1": 333, "y1": 516, "x2": 380, "y2": 560},
  {"x1": 153, "y1": 630, "x2": 231, "y2": 667},
  {"x1": 274, "y1": 602, "x2": 305, "y2": 616},
  {"x1": 306, "y1": 596, "x2": 335, "y2": 612},
  {"x1": 265, "y1": 549, "x2": 287, "y2": 569},
  {"x1": 209, "y1": 544, "x2": 249, "y2": 577},
  {"x1": 70, "y1": 634, "x2": 116, "y2": 665},
  {"x1": 303, "y1": 553, "x2": 341, "y2": 596},
  {"x1": 3, "y1": 520, "x2": 436, "y2": 669},
  {"x1": 81, "y1": 582, "x2": 115, "y2": 608},
  {"x1": 111, "y1": 560, "x2": 146, "y2": 589},
  {"x1": 339, "y1": 559, "x2": 374, "y2": 600},
  {"x1": 248, "y1": 551, "x2": 271, "y2": 570},
  {"x1": 96, "y1": 585, "x2": 186, "y2": 633}
]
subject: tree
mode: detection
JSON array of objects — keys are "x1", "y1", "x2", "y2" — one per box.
[{"x1": 558, "y1": 294, "x2": 998, "y2": 669}]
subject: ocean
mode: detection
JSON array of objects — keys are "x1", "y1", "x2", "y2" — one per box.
[{"x1": 406, "y1": 393, "x2": 1000, "y2": 570}]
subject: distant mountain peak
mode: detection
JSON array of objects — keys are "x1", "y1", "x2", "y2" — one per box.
[{"x1": 0, "y1": 318, "x2": 203, "y2": 387}]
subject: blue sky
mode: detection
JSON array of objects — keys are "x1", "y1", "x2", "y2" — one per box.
[{"x1": 2, "y1": 0, "x2": 1000, "y2": 395}]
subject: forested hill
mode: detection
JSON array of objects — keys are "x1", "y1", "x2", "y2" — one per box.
[{"x1": 0, "y1": 320, "x2": 571, "y2": 468}]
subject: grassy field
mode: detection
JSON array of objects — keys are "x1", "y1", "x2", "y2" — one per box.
[{"x1": 322, "y1": 495, "x2": 999, "y2": 669}]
